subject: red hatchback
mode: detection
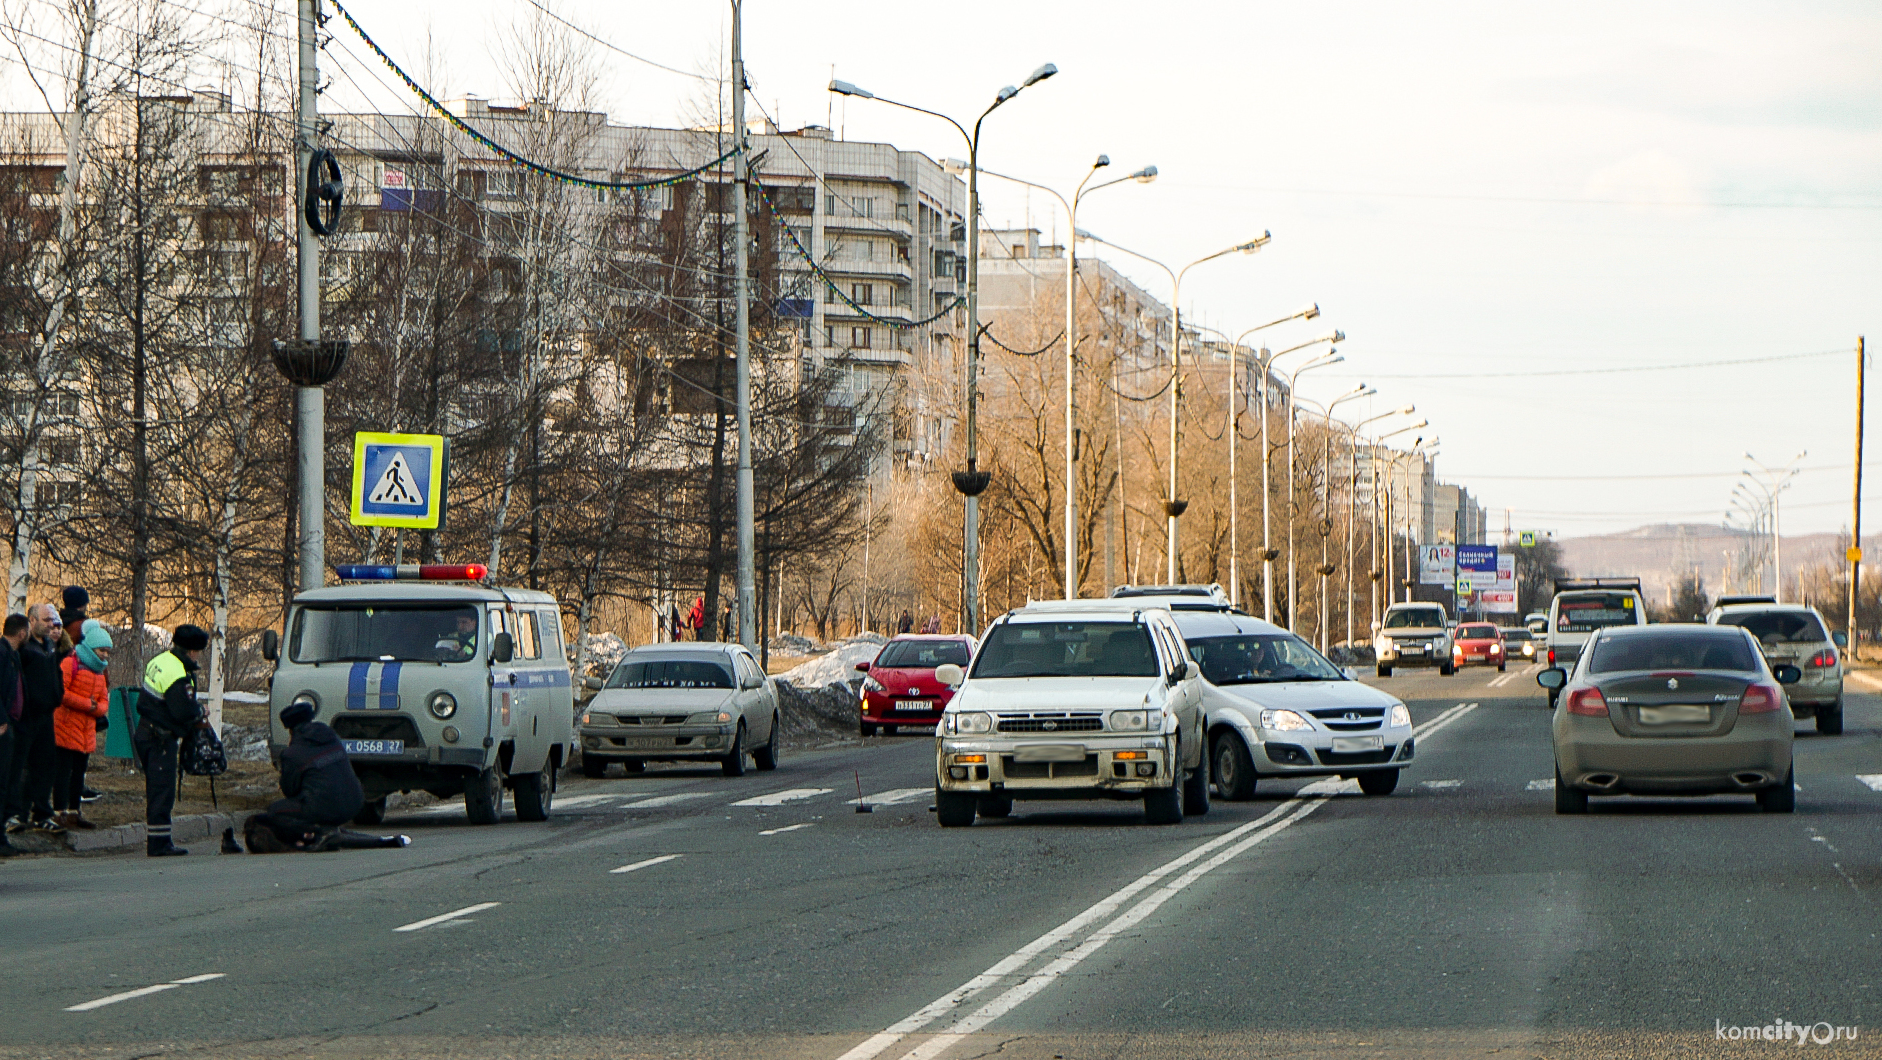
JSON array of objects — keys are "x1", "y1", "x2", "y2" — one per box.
[
  {"x1": 857, "y1": 635, "x2": 976, "y2": 736},
  {"x1": 1452, "y1": 622, "x2": 1506, "y2": 671}
]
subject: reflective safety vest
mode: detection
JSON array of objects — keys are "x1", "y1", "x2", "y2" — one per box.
[{"x1": 143, "y1": 650, "x2": 188, "y2": 700}]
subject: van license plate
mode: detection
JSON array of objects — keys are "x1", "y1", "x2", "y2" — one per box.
[
  {"x1": 1331, "y1": 736, "x2": 1383, "y2": 753},
  {"x1": 343, "y1": 739, "x2": 404, "y2": 756}
]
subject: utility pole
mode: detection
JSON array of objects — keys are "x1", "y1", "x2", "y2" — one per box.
[
  {"x1": 1852, "y1": 336, "x2": 1866, "y2": 653},
  {"x1": 731, "y1": 0, "x2": 756, "y2": 648}
]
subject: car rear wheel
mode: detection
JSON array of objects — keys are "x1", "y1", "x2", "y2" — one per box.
[
  {"x1": 1357, "y1": 769, "x2": 1399, "y2": 796},
  {"x1": 721, "y1": 724, "x2": 746, "y2": 777},
  {"x1": 1758, "y1": 768, "x2": 1796, "y2": 813},
  {"x1": 1816, "y1": 700, "x2": 1844, "y2": 736},
  {"x1": 976, "y1": 795, "x2": 1012, "y2": 818},
  {"x1": 513, "y1": 763, "x2": 554, "y2": 822},
  {"x1": 1553, "y1": 765, "x2": 1587, "y2": 815},
  {"x1": 580, "y1": 756, "x2": 608, "y2": 778},
  {"x1": 753, "y1": 714, "x2": 780, "y2": 771},
  {"x1": 1376, "y1": 664, "x2": 1393, "y2": 678},
  {"x1": 464, "y1": 767, "x2": 504, "y2": 825},
  {"x1": 936, "y1": 787, "x2": 976, "y2": 827},
  {"x1": 1212, "y1": 732, "x2": 1258, "y2": 801}
]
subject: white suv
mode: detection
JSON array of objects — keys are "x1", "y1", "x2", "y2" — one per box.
[
  {"x1": 933, "y1": 600, "x2": 1208, "y2": 827},
  {"x1": 1373, "y1": 602, "x2": 1454, "y2": 677},
  {"x1": 1708, "y1": 601, "x2": 1847, "y2": 734}
]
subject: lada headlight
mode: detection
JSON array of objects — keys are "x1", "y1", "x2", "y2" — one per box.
[
  {"x1": 1109, "y1": 709, "x2": 1150, "y2": 731},
  {"x1": 944, "y1": 712, "x2": 992, "y2": 735},
  {"x1": 1260, "y1": 709, "x2": 1313, "y2": 732},
  {"x1": 1389, "y1": 703, "x2": 1411, "y2": 727},
  {"x1": 427, "y1": 691, "x2": 457, "y2": 719}
]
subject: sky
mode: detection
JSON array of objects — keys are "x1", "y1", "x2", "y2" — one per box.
[{"x1": 10, "y1": 0, "x2": 1879, "y2": 541}]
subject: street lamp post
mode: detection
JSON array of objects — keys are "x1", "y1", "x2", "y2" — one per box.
[
  {"x1": 1076, "y1": 229, "x2": 1271, "y2": 583},
  {"x1": 831, "y1": 63, "x2": 1056, "y2": 636},
  {"x1": 1373, "y1": 421, "x2": 1425, "y2": 620},
  {"x1": 1282, "y1": 356, "x2": 1345, "y2": 631},
  {"x1": 1344, "y1": 406, "x2": 1413, "y2": 646},
  {"x1": 978, "y1": 161, "x2": 1156, "y2": 599},
  {"x1": 1260, "y1": 332, "x2": 1342, "y2": 620},
  {"x1": 1295, "y1": 387, "x2": 1372, "y2": 650},
  {"x1": 1744, "y1": 451, "x2": 1805, "y2": 602}
]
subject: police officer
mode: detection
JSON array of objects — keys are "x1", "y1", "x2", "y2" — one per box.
[
  {"x1": 135, "y1": 624, "x2": 209, "y2": 857},
  {"x1": 433, "y1": 613, "x2": 479, "y2": 662}
]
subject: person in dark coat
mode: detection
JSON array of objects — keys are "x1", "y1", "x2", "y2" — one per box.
[
  {"x1": 7, "y1": 604, "x2": 65, "y2": 835},
  {"x1": 0, "y1": 614, "x2": 24, "y2": 857},
  {"x1": 246, "y1": 701, "x2": 407, "y2": 851},
  {"x1": 134, "y1": 623, "x2": 208, "y2": 856}
]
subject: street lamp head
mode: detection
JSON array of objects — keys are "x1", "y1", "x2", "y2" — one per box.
[
  {"x1": 1023, "y1": 63, "x2": 1058, "y2": 87},
  {"x1": 1092, "y1": 154, "x2": 1111, "y2": 169},
  {"x1": 1411, "y1": 419, "x2": 1429, "y2": 429},
  {"x1": 1300, "y1": 303, "x2": 1321, "y2": 320},
  {"x1": 1357, "y1": 386, "x2": 1378, "y2": 397},
  {"x1": 1237, "y1": 231, "x2": 1273, "y2": 254},
  {"x1": 1130, "y1": 165, "x2": 1158, "y2": 183},
  {"x1": 828, "y1": 79, "x2": 873, "y2": 100},
  {"x1": 1398, "y1": 404, "x2": 1415, "y2": 414},
  {"x1": 995, "y1": 85, "x2": 1020, "y2": 104},
  {"x1": 943, "y1": 157, "x2": 968, "y2": 175},
  {"x1": 1074, "y1": 227, "x2": 1100, "y2": 242}
]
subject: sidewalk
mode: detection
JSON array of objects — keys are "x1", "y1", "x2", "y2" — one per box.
[{"x1": 7, "y1": 809, "x2": 257, "y2": 855}]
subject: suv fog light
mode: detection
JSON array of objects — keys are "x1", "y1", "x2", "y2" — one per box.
[
  {"x1": 948, "y1": 766, "x2": 969, "y2": 780},
  {"x1": 442, "y1": 726, "x2": 460, "y2": 744},
  {"x1": 584, "y1": 736, "x2": 600, "y2": 749},
  {"x1": 1133, "y1": 762, "x2": 1157, "y2": 777}
]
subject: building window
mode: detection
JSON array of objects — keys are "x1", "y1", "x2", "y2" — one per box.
[
  {"x1": 896, "y1": 203, "x2": 910, "y2": 222},
  {"x1": 44, "y1": 434, "x2": 79, "y2": 465},
  {"x1": 851, "y1": 327, "x2": 872, "y2": 349},
  {"x1": 851, "y1": 283, "x2": 873, "y2": 305},
  {"x1": 825, "y1": 325, "x2": 835, "y2": 348}
]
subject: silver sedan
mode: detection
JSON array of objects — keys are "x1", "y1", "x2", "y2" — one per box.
[{"x1": 579, "y1": 644, "x2": 780, "y2": 777}]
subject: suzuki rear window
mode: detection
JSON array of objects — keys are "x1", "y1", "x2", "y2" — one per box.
[
  {"x1": 972, "y1": 622, "x2": 1159, "y2": 679},
  {"x1": 874, "y1": 640, "x2": 971, "y2": 669},
  {"x1": 1588, "y1": 632, "x2": 1757, "y2": 673},
  {"x1": 607, "y1": 659, "x2": 734, "y2": 689},
  {"x1": 1556, "y1": 593, "x2": 1639, "y2": 632},
  {"x1": 1715, "y1": 610, "x2": 1828, "y2": 645},
  {"x1": 1384, "y1": 608, "x2": 1445, "y2": 629}
]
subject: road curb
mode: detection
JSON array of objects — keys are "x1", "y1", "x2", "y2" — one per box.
[{"x1": 8, "y1": 810, "x2": 258, "y2": 855}]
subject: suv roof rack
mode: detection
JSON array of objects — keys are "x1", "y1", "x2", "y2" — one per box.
[
  {"x1": 1713, "y1": 594, "x2": 1778, "y2": 608},
  {"x1": 1110, "y1": 583, "x2": 1227, "y2": 601},
  {"x1": 1553, "y1": 577, "x2": 1642, "y2": 592}
]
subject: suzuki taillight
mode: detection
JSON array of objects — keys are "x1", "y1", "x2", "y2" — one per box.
[
  {"x1": 1564, "y1": 687, "x2": 1608, "y2": 716},
  {"x1": 1809, "y1": 649, "x2": 1837, "y2": 668},
  {"x1": 1739, "y1": 684, "x2": 1783, "y2": 713}
]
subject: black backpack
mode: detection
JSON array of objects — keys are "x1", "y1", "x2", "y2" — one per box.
[{"x1": 180, "y1": 726, "x2": 228, "y2": 777}]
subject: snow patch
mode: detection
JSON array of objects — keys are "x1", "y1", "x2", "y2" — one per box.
[{"x1": 779, "y1": 634, "x2": 886, "y2": 689}]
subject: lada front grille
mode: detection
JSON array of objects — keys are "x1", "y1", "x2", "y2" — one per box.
[
  {"x1": 1309, "y1": 707, "x2": 1384, "y2": 732},
  {"x1": 996, "y1": 714, "x2": 1103, "y2": 733}
]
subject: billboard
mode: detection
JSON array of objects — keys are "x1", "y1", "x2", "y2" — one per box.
[
  {"x1": 1457, "y1": 544, "x2": 1499, "y2": 590},
  {"x1": 1480, "y1": 554, "x2": 1518, "y2": 612},
  {"x1": 1420, "y1": 544, "x2": 1455, "y2": 586}
]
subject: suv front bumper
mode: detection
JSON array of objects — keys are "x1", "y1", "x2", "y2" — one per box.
[{"x1": 937, "y1": 735, "x2": 1176, "y2": 799}]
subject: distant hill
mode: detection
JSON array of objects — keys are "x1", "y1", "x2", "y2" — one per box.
[{"x1": 1552, "y1": 523, "x2": 1872, "y2": 606}]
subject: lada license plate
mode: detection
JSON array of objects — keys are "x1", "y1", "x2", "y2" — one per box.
[
  {"x1": 1638, "y1": 704, "x2": 1710, "y2": 725},
  {"x1": 894, "y1": 699, "x2": 931, "y2": 712},
  {"x1": 343, "y1": 739, "x2": 403, "y2": 756},
  {"x1": 1331, "y1": 736, "x2": 1383, "y2": 753}
]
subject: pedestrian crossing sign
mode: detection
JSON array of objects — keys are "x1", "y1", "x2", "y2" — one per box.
[{"x1": 350, "y1": 432, "x2": 448, "y2": 529}]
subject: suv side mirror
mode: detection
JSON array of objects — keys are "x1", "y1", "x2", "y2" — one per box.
[
  {"x1": 1342, "y1": 666, "x2": 1359, "y2": 682},
  {"x1": 1773, "y1": 664, "x2": 1802, "y2": 685},
  {"x1": 491, "y1": 632, "x2": 514, "y2": 664},
  {"x1": 261, "y1": 629, "x2": 278, "y2": 662},
  {"x1": 583, "y1": 676, "x2": 605, "y2": 691},
  {"x1": 1833, "y1": 631, "x2": 1849, "y2": 649},
  {"x1": 935, "y1": 663, "x2": 964, "y2": 687},
  {"x1": 1536, "y1": 667, "x2": 1567, "y2": 690}
]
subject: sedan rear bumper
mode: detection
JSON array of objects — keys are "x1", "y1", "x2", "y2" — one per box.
[{"x1": 1554, "y1": 716, "x2": 1792, "y2": 795}]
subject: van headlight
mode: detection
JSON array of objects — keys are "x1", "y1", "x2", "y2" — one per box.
[
  {"x1": 289, "y1": 692, "x2": 318, "y2": 717},
  {"x1": 427, "y1": 691, "x2": 458, "y2": 719},
  {"x1": 1109, "y1": 709, "x2": 1150, "y2": 731},
  {"x1": 1260, "y1": 709, "x2": 1313, "y2": 732},
  {"x1": 944, "y1": 712, "x2": 992, "y2": 735},
  {"x1": 1389, "y1": 703, "x2": 1411, "y2": 727}
]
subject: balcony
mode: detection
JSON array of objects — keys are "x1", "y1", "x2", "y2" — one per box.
[{"x1": 816, "y1": 257, "x2": 913, "y2": 282}]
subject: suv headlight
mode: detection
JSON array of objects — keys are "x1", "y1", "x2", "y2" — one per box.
[
  {"x1": 1260, "y1": 709, "x2": 1313, "y2": 732},
  {"x1": 944, "y1": 712, "x2": 992, "y2": 735},
  {"x1": 861, "y1": 676, "x2": 886, "y2": 693},
  {"x1": 1109, "y1": 709, "x2": 1150, "y2": 731},
  {"x1": 1389, "y1": 703, "x2": 1411, "y2": 728},
  {"x1": 427, "y1": 691, "x2": 457, "y2": 719}
]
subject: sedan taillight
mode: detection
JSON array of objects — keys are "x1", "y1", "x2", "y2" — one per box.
[
  {"x1": 1808, "y1": 649, "x2": 1837, "y2": 668},
  {"x1": 1564, "y1": 687, "x2": 1608, "y2": 716},
  {"x1": 1740, "y1": 684, "x2": 1783, "y2": 713}
]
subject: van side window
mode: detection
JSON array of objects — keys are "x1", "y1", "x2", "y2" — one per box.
[
  {"x1": 537, "y1": 610, "x2": 563, "y2": 662},
  {"x1": 489, "y1": 609, "x2": 511, "y2": 642},
  {"x1": 513, "y1": 610, "x2": 542, "y2": 660}
]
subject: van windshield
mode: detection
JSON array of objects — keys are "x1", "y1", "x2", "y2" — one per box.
[
  {"x1": 1556, "y1": 593, "x2": 1638, "y2": 633},
  {"x1": 291, "y1": 604, "x2": 481, "y2": 664},
  {"x1": 607, "y1": 659, "x2": 734, "y2": 690},
  {"x1": 1384, "y1": 609, "x2": 1445, "y2": 629}
]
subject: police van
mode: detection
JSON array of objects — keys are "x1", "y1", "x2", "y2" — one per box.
[{"x1": 262, "y1": 563, "x2": 573, "y2": 825}]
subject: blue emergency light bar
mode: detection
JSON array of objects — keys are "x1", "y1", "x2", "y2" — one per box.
[{"x1": 334, "y1": 563, "x2": 489, "y2": 581}]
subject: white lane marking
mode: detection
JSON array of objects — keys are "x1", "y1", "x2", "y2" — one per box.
[
  {"x1": 554, "y1": 793, "x2": 635, "y2": 809},
  {"x1": 1298, "y1": 778, "x2": 1360, "y2": 796},
  {"x1": 833, "y1": 798, "x2": 1315, "y2": 1060},
  {"x1": 1858, "y1": 775, "x2": 1882, "y2": 792},
  {"x1": 759, "y1": 823, "x2": 812, "y2": 836},
  {"x1": 1845, "y1": 670, "x2": 1882, "y2": 692},
  {"x1": 848, "y1": 787, "x2": 931, "y2": 807},
  {"x1": 628, "y1": 792, "x2": 713, "y2": 808},
  {"x1": 1414, "y1": 702, "x2": 1479, "y2": 740},
  {"x1": 610, "y1": 854, "x2": 682, "y2": 875},
  {"x1": 1420, "y1": 779, "x2": 1462, "y2": 789},
  {"x1": 1528, "y1": 779, "x2": 1555, "y2": 791},
  {"x1": 886, "y1": 800, "x2": 1330, "y2": 1060},
  {"x1": 65, "y1": 974, "x2": 225, "y2": 1012},
  {"x1": 732, "y1": 788, "x2": 832, "y2": 807},
  {"x1": 393, "y1": 902, "x2": 501, "y2": 933}
]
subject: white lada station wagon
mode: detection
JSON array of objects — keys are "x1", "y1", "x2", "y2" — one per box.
[{"x1": 933, "y1": 600, "x2": 1209, "y2": 827}]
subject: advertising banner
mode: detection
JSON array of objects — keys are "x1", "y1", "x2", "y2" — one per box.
[
  {"x1": 1480, "y1": 554, "x2": 1518, "y2": 612},
  {"x1": 1457, "y1": 544, "x2": 1499, "y2": 590},
  {"x1": 1420, "y1": 544, "x2": 1455, "y2": 586}
]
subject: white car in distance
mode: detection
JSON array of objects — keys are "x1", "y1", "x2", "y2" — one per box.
[{"x1": 933, "y1": 600, "x2": 1208, "y2": 827}]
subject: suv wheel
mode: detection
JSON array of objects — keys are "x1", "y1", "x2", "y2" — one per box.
[
  {"x1": 1440, "y1": 661, "x2": 1456, "y2": 677},
  {"x1": 1376, "y1": 664, "x2": 1392, "y2": 678},
  {"x1": 1182, "y1": 751, "x2": 1211, "y2": 816},
  {"x1": 976, "y1": 795, "x2": 1012, "y2": 818},
  {"x1": 936, "y1": 787, "x2": 976, "y2": 827},
  {"x1": 1816, "y1": 700, "x2": 1844, "y2": 736},
  {"x1": 1757, "y1": 767, "x2": 1796, "y2": 813}
]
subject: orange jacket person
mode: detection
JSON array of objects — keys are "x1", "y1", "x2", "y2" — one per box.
[{"x1": 52, "y1": 619, "x2": 111, "y2": 830}]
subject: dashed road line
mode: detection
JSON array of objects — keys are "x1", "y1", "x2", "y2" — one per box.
[
  {"x1": 627, "y1": 792, "x2": 713, "y2": 808},
  {"x1": 1420, "y1": 779, "x2": 1462, "y2": 789},
  {"x1": 1528, "y1": 779, "x2": 1555, "y2": 791},
  {"x1": 759, "y1": 823, "x2": 813, "y2": 836},
  {"x1": 732, "y1": 788, "x2": 833, "y2": 807},
  {"x1": 66, "y1": 974, "x2": 226, "y2": 1012},
  {"x1": 1858, "y1": 775, "x2": 1882, "y2": 792},
  {"x1": 394, "y1": 902, "x2": 501, "y2": 933},
  {"x1": 610, "y1": 854, "x2": 683, "y2": 875},
  {"x1": 848, "y1": 787, "x2": 931, "y2": 807}
]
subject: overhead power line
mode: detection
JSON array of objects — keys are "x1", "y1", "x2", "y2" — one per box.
[{"x1": 1341, "y1": 347, "x2": 1850, "y2": 380}]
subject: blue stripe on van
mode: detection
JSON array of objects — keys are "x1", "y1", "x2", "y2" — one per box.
[
  {"x1": 347, "y1": 662, "x2": 368, "y2": 711},
  {"x1": 380, "y1": 662, "x2": 402, "y2": 710}
]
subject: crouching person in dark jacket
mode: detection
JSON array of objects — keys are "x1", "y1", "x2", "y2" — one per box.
[{"x1": 246, "y1": 701, "x2": 408, "y2": 851}]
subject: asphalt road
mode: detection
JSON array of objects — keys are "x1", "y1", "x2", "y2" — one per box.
[{"x1": 5, "y1": 663, "x2": 1881, "y2": 1059}]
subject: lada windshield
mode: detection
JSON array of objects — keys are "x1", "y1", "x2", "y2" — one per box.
[
  {"x1": 1556, "y1": 593, "x2": 1638, "y2": 632},
  {"x1": 291, "y1": 604, "x2": 481, "y2": 663},
  {"x1": 1588, "y1": 632, "x2": 1756, "y2": 674},
  {"x1": 607, "y1": 658, "x2": 734, "y2": 689},
  {"x1": 972, "y1": 622, "x2": 1158, "y2": 679},
  {"x1": 1187, "y1": 634, "x2": 1343, "y2": 685},
  {"x1": 1384, "y1": 608, "x2": 1445, "y2": 629},
  {"x1": 875, "y1": 640, "x2": 971, "y2": 668},
  {"x1": 1715, "y1": 610, "x2": 1827, "y2": 645}
]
